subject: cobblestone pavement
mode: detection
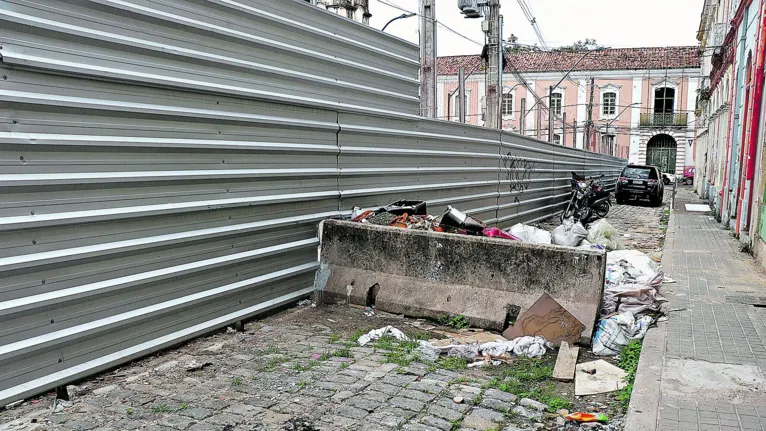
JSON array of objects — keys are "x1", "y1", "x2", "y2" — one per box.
[
  {"x1": 0, "y1": 196, "x2": 671, "y2": 431},
  {"x1": 628, "y1": 186, "x2": 766, "y2": 431}
]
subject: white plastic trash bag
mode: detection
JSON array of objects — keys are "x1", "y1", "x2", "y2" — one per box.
[
  {"x1": 586, "y1": 219, "x2": 625, "y2": 251},
  {"x1": 357, "y1": 326, "x2": 409, "y2": 346},
  {"x1": 592, "y1": 312, "x2": 653, "y2": 356},
  {"x1": 415, "y1": 340, "x2": 439, "y2": 362},
  {"x1": 606, "y1": 250, "x2": 664, "y2": 287},
  {"x1": 477, "y1": 336, "x2": 550, "y2": 358},
  {"x1": 508, "y1": 224, "x2": 552, "y2": 244},
  {"x1": 511, "y1": 336, "x2": 551, "y2": 358},
  {"x1": 552, "y1": 218, "x2": 589, "y2": 247}
]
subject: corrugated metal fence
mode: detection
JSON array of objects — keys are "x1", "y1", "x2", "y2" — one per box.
[{"x1": 0, "y1": 0, "x2": 625, "y2": 404}]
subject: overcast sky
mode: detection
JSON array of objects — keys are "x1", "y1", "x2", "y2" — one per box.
[{"x1": 367, "y1": 0, "x2": 703, "y2": 56}]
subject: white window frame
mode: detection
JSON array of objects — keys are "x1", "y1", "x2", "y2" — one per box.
[
  {"x1": 600, "y1": 84, "x2": 621, "y2": 120},
  {"x1": 501, "y1": 88, "x2": 516, "y2": 119},
  {"x1": 550, "y1": 90, "x2": 564, "y2": 118}
]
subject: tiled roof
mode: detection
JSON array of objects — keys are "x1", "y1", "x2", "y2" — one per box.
[{"x1": 437, "y1": 46, "x2": 701, "y2": 75}]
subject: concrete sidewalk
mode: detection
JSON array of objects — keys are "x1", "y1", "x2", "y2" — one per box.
[{"x1": 627, "y1": 187, "x2": 766, "y2": 431}]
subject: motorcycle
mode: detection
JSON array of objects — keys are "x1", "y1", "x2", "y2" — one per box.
[{"x1": 561, "y1": 172, "x2": 612, "y2": 222}]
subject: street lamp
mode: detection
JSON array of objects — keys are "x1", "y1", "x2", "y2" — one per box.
[{"x1": 381, "y1": 12, "x2": 416, "y2": 31}]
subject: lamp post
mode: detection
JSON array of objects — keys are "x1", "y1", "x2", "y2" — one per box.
[{"x1": 381, "y1": 12, "x2": 416, "y2": 31}]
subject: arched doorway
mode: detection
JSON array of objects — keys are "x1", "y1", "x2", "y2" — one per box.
[{"x1": 646, "y1": 134, "x2": 678, "y2": 173}]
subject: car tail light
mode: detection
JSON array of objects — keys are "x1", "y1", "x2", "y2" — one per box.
[
  {"x1": 619, "y1": 177, "x2": 628, "y2": 183},
  {"x1": 647, "y1": 179, "x2": 657, "y2": 186}
]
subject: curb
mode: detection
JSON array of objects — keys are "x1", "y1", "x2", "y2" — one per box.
[{"x1": 623, "y1": 205, "x2": 675, "y2": 431}]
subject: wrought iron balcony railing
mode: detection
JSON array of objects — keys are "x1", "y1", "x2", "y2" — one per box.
[{"x1": 639, "y1": 113, "x2": 688, "y2": 127}]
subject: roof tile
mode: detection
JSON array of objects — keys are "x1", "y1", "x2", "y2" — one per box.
[{"x1": 437, "y1": 46, "x2": 701, "y2": 75}]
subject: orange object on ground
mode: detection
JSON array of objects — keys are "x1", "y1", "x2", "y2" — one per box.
[{"x1": 564, "y1": 412, "x2": 608, "y2": 423}]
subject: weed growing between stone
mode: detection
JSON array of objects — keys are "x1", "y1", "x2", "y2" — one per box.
[
  {"x1": 617, "y1": 340, "x2": 642, "y2": 410},
  {"x1": 485, "y1": 357, "x2": 572, "y2": 412}
]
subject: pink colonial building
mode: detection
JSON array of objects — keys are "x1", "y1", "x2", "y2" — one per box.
[{"x1": 436, "y1": 47, "x2": 701, "y2": 173}]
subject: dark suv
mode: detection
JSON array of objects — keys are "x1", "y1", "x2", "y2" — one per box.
[{"x1": 615, "y1": 164, "x2": 664, "y2": 206}]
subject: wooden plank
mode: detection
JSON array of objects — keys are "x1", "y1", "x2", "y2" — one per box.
[{"x1": 552, "y1": 341, "x2": 579, "y2": 382}]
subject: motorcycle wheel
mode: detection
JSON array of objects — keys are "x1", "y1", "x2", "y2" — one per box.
[
  {"x1": 595, "y1": 202, "x2": 610, "y2": 218},
  {"x1": 561, "y1": 202, "x2": 575, "y2": 222},
  {"x1": 576, "y1": 205, "x2": 592, "y2": 222}
]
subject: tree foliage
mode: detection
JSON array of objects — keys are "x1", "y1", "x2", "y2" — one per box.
[{"x1": 552, "y1": 38, "x2": 604, "y2": 52}]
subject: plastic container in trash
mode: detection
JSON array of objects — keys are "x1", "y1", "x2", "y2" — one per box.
[{"x1": 385, "y1": 200, "x2": 427, "y2": 216}]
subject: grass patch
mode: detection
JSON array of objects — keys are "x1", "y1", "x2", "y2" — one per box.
[
  {"x1": 332, "y1": 347, "x2": 353, "y2": 358},
  {"x1": 329, "y1": 333, "x2": 341, "y2": 343},
  {"x1": 617, "y1": 340, "x2": 642, "y2": 410},
  {"x1": 373, "y1": 336, "x2": 421, "y2": 367},
  {"x1": 256, "y1": 345, "x2": 280, "y2": 355},
  {"x1": 317, "y1": 351, "x2": 332, "y2": 361},
  {"x1": 339, "y1": 362, "x2": 350, "y2": 370},
  {"x1": 293, "y1": 361, "x2": 319, "y2": 372},
  {"x1": 178, "y1": 402, "x2": 190, "y2": 410},
  {"x1": 126, "y1": 407, "x2": 134, "y2": 416},
  {"x1": 439, "y1": 314, "x2": 470, "y2": 329},
  {"x1": 151, "y1": 404, "x2": 172, "y2": 413},
  {"x1": 436, "y1": 356, "x2": 469, "y2": 371},
  {"x1": 449, "y1": 420, "x2": 461, "y2": 431},
  {"x1": 258, "y1": 356, "x2": 288, "y2": 372},
  {"x1": 231, "y1": 377, "x2": 243, "y2": 386},
  {"x1": 297, "y1": 380, "x2": 309, "y2": 389},
  {"x1": 486, "y1": 357, "x2": 572, "y2": 412}
]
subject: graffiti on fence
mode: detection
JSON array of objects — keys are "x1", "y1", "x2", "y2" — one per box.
[{"x1": 502, "y1": 152, "x2": 536, "y2": 203}]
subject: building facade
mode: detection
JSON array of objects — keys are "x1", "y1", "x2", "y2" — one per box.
[
  {"x1": 437, "y1": 48, "x2": 701, "y2": 174},
  {"x1": 695, "y1": 0, "x2": 766, "y2": 269}
]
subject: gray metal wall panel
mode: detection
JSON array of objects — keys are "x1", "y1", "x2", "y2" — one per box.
[{"x1": 0, "y1": 0, "x2": 625, "y2": 405}]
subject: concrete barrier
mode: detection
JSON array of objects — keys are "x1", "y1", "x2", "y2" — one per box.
[{"x1": 316, "y1": 220, "x2": 606, "y2": 343}]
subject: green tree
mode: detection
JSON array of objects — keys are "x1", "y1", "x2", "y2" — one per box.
[{"x1": 552, "y1": 38, "x2": 604, "y2": 52}]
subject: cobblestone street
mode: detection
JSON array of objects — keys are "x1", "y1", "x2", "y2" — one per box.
[{"x1": 0, "y1": 196, "x2": 671, "y2": 431}]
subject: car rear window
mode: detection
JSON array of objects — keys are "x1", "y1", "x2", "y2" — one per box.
[{"x1": 622, "y1": 167, "x2": 658, "y2": 180}]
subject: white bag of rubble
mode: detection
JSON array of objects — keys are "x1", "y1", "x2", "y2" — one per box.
[
  {"x1": 606, "y1": 250, "x2": 664, "y2": 287},
  {"x1": 601, "y1": 283, "x2": 667, "y2": 316},
  {"x1": 357, "y1": 326, "x2": 409, "y2": 346},
  {"x1": 592, "y1": 312, "x2": 653, "y2": 356},
  {"x1": 586, "y1": 219, "x2": 625, "y2": 251},
  {"x1": 552, "y1": 218, "x2": 589, "y2": 247},
  {"x1": 508, "y1": 224, "x2": 552, "y2": 244},
  {"x1": 477, "y1": 336, "x2": 551, "y2": 358}
]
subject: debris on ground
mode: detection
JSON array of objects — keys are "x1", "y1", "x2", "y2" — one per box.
[
  {"x1": 553, "y1": 341, "x2": 580, "y2": 382},
  {"x1": 356, "y1": 326, "x2": 409, "y2": 346},
  {"x1": 575, "y1": 359, "x2": 629, "y2": 396},
  {"x1": 508, "y1": 223, "x2": 553, "y2": 244},
  {"x1": 552, "y1": 217, "x2": 589, "y2": 247},
  {"x1": 502, "y1": 293, "x2": 586, "y2": 345},
  {"x1": 565, "y1": 412, "x2": 609, "y2": 423},
  {"x1": 297, "y1": 299, "x2": 316, "y2": 307},
  {"x1": 592, "y1": 311, "x2": 652, "y2": 356},
  {"x1": 586, "y1": 219, "x2": 625, "y2": 251},
  {"x1": 601, "y1": 249, "x2": 667, "y2": 318}
]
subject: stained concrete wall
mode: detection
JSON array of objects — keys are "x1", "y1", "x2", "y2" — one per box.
[{"x1": 316, "y1": 220, "x2": 606, "y2": 342}]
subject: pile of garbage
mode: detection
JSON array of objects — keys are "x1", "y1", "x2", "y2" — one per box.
[
  {"x1": 509, "y1": 218, "x2": 624, "y2": 252},
  {"x1": 351, "y1": 201, "x2": 521, "y2": 241},
  {"x1": 592, "y1": 248, "x2": 667, "y2": 355},
  {"x1": 356, "y1": 326, "x2": 552, "y2": 367}
]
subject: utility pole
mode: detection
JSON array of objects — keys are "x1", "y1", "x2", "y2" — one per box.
[
  {"x1": 483, "y1": 0, "x2": 501, "y2": 128},
  {"x1": 584, "y1": 77, "x2": 595, "y2": 151},
  {"x1": 420, "y1": 0, "x2": 436, "y2": 118},
  {"x1": 547, "y1": 85, "x2": 555, "y2": 142},
  {"x1": 562, "y1": 112, "x2": 567, "y2": 146},
  {"x1": 458, "y1": 67, "x2": 466, "y2": 123},
  {"x1": 520, "y1": 98, "x2": 526, "y2": 135},
  {"x1": 536, "y1": 102, "x2": 542, "y2": 140}
]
